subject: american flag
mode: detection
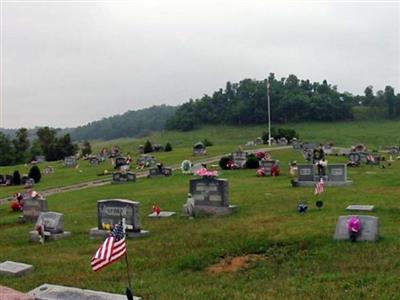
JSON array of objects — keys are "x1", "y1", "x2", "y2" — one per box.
[
  {"x1": 91, "y1": 223, "x2": 126, "y2": 272},
  {"x1": 314, "y1": 178, "x2": 325, "y2": 195}
]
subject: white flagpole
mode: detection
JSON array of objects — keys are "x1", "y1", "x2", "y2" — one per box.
[{"x1": 267, "y1": 79, "x2": 272, "y2": 146}]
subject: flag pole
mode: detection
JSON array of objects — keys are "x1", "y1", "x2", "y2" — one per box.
[
  {"x1": 122, "y1": 217, "x2": 134, "y2": 300},
  {"x1": 267, "y1": 78, "x2": 272, "y2": 146}
]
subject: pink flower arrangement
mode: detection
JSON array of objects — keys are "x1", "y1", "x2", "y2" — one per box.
[{"x1": 195, "y1": 168, "x2": 218, "y2": 178}]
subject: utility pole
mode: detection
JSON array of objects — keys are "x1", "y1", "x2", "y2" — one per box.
[{"x1": 267, "y1": 78, "x2": 271, "y2": 146}]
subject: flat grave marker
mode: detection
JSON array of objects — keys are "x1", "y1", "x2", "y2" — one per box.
[{"x1": 0, "y1": 261, "x2": 34, "y2": 277}]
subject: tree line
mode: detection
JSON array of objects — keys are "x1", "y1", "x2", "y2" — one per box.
[
  {"x1": 166, "y1": 73, "x2": 400, "y2": 130},
  {"x1": 0, "y1": 127, "x2": 77, "y2": 166}
]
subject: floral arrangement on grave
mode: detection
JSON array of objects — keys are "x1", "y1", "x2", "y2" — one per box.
[
  {"x1": 10, "y1": 192, "x2": 24, "y2": 212},
  {"x1": 195, "y1": 168, "x2": 218, "y2": 178},
  {"x1": 36, "y1": 223, "x2": 45, "y2": 244},
  {"x1": 102, "y1": 223, "x2": 113, "y2": 232},
  {"x1": 348, "y1": 216, "x2": 362, "y2": 242},
  {"x1": 255, "y1": 151, "x2": 272, "y2": 160},
  {"x1": 152, "y1": 204, "x2": 161, "y2": 216},
  {"x1": 226, "y1": 160, "x2": 239, "y2": 170},
  {"x1": 181, "y1": 160, "x2": 192, "y2": 174}
]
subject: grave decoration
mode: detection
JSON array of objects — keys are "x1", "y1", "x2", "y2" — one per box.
[
  {"x1": 90, "y1": 199, "x2": 149, "y2": 238},
  {"x1": 193, "y1": 142, "x2": 207, "y2": 155},
  {"x1": 148, "y1": 163, "x2": 172, "y2": 178},
  {"x1": 148, "y1": 204, "x2": 176, "y2": 218},
  {"x1": 297, "y1": 203, "x2": 308, "y2": 214},
  {"x1": 181, "y1": 160, "x2": 193, "y2": 174},
  {"x1": 334, "y1": 215, "x2": 379, "y2": 242},
  {"x1": 182, "y1": 168, "x2": 237, "y2": 216},
  {"x1": 10, "y1": 192, "x2": 24, "y2": 212},
  {"x1": 63, "y1": 156, "x2": 77, "y2": 168},
  {"x1": 257, "y1": 160, "x2": 280, "y2": 177},
  {"x1": 29, "y1": 212, "x2": 71, "y2": 242},
  {"x1": 323, "y1": 143, "x2": 334, "y2": 155},
  {"x1": 109, "y1": 146, "x2": 121, "y2": 158},
  {"x1": 316, "y1": 200, "x2": 323, "y2": 209},
  {"x1": 295, "y1": 164, "x2": 352, "y2": 186},
  {"x1": 90, "y1": 157, "x2": 101, "y2": 165},
  {"x1": 112, "y1": 171, "x2": 136, "y2": 183}
]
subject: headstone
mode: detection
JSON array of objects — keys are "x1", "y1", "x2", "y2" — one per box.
[
  {"x1": 193, "y1": 142, "x2": 206, "y2": 155},
  {"x1": 259, "y1": 160, "x2": 276, "y2": 176},
  {"x1": 181, "y1": 160, "x2": 192, "y2": 174},
  {"x1": 148, "y1": 167, "x2": 172, "y2": 177},
  {"x1": 291, "y1": 139, "x2": 301, "y2": 150},
  {"x1": 186, "y1": 177, "x2": 237, "y2": 216},
  {"x1": 90, "y1": 199, "x2": 149, "y2": 238},
  {"x1": 90, "y1": 157, "x2": 100, "y2": 165},
  {"x1": 349, "y1": 152, "x2": 368, "y2": 164},
  {"x1": 64, "y1": 156, "x2": 77, "y2": 168},
  {"x1": 115, "y1": 157, "x2": 128, "y2": 169},
  {"x1": 0, "y1": 261, "x2": 34, "y2": 277},
  {"x1": 23, "y1": 178, "x2": 35, "y2": 188},
  {"x1": 112, "y1": 171, "x2": 136, "y2": 183},
  {"x1": 327, "y1": 164, "x2": 347, "y2": 182},
  {"x1": 346, "y1": 205, "x2": 375, "y2": 211},
  {"x1": 35, "y1": 155, "x2": 45, "y2": 163},
  {"x1": 137, "y1": 155, "x2": 157, "y2": 167},
  {"x1": 298, "y1": 165, "x2": 314, "y2": 182},
  {"x1": 30, "y1": 212, "x2": 71, "y2": 241},
  {"x1": 43, "y1": 166, "x2": 54, "y2": 175},
  {"x1": 232, "y1": 150, "x2": 248, "y2": 168},
  {"x1": 148, "y1": 211, "x2": 176, "y2": 218},
  {"x1": 323, "y1": 144, "x2": 333, "y2": 155},
  {"x1": 278, "y1": 137, "x2": 288, "y2": 145},
  {"x1": 28, "y1": 284, "x2": 141, "y2": 300},
  {"x1": 333, "y1": 215, "x2": 379, "y2": 241},
  {"x1": 22, "y1": 197, "x2": 48, "y2": 221},
  {"x1": 153, "y1": 144, "x2": 164, "y2": 152}
]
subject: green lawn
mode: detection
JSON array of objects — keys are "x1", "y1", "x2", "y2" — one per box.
[{"x1": 0, "y1": 139, "x2": 399, "y2": 299}]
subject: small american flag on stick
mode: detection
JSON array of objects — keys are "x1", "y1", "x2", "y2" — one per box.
[
  {"x1": 314, "y1": 178, "x2": 325, "y2": 195},
  {"x1": 91, "y1": 223, "x2": 126, "y2": 272}
]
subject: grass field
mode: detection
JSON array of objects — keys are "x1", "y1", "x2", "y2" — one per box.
[{"x1": 0, "y1": 121, "x2": 400, "y2": 299}]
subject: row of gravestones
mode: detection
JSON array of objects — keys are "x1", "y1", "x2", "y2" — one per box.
[{"x1": 296, "y1": 164, "x2": 352, "y2": 186}]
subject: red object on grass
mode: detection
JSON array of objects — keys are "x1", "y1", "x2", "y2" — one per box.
[{"x1": 152, "y1": 205, "x2": 161, "y2": 215}]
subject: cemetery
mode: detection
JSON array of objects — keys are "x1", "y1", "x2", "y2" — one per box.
[{"x1": 1, "y1": 123, "x2": 400, "y2": 299}]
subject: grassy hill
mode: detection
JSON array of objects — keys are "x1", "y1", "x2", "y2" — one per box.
[{"x1": 0, "y1": 121, "x2": 400, "y2": 299}]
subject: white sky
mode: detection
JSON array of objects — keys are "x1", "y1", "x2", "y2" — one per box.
[{"x1": 1, "y1": 0, "x2": 399, "y2": 128}]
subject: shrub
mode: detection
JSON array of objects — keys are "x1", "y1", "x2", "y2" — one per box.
[
  {"x1": 262, "y1": 127, "x2": 299, "y2": 143},
  {"x1": 165, "y1": 142, "x2": 172, "y2": 152},
  {"x1": 144, "y1": 140, "x2": 153, "y2": 154},
  {"x1": 219, "y1": 156, "x2": 232, "y2": 170},
  {"x1": 28, "y1": 165, "x2": 41, "y2": 183},
  {"x1": 13, "y1": 170, "x2": 21, "y2": 185},
  {"x1": 246, "y1": 154, "x2": 260, "y2": 169},
  {"x1": 202, "y1": 139, "x2": 213, "y2": 147}
]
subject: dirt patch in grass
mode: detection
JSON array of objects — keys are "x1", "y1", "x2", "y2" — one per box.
[{"x1": 207, "y1": 254, "x2": 263, "y2": 274}]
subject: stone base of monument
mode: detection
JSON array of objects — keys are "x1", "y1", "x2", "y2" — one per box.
[
  {"x1": 333, "y1": 215, "x2": 379, "y2": 242},
  {"x1": 0, "y1": 285, "x2": 34, "y2": 300},
  {"x1": 192, "y1": 205, "x2": 238, "y2": 216},
  {"x1": 297, "y1": 180, "x2": 353, "y2": 187},
  {"x1": 29, "y1": 231, "x2": 71, "y2": 242},
  {"x1": 90, "y1": 228, "x2": 150, "y2": 238},
  {"x1": 148, "y1": 211, "x2": 176, "y2": 218},
  {"x1": 28, "y1": 283, "x2": 141, "y2": 300},
  {"x1": 0, "y1": 261, "x2": 34, "y2": 277}
]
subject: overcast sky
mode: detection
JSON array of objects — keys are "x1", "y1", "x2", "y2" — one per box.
[{"x1": 1, "y1": 0, "x2": 399, "y2": 129}]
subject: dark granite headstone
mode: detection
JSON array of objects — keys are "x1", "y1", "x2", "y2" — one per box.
[
  {"x1": 148, "y1": 167, "x2": 172, "y2": 177},
  {"x1": 298, "y1": 165, "x2": 314, "y2": 182},
  {"x1": 97, "y1": 199, "x2": 140, "y2": 232},
  {"x1": 327, "y1": 164, "x2": 347, "y2": 182},
  {"x1": 137, "y1": 155, "x2": 157, "y2": 167},
  {"x1": 193, "y1": 142, "x2": 206, "y2": 155},
  {"x1": 112, "y1": 171, "x2": 136, "y2": 183}
]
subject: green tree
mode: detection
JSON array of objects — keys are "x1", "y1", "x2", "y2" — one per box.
[
  {"x1": 0, "y1": 133, "x2": 15, "y2": 166},
  {"x1": 13, "y1": 170, "x2": 21, "y2": 185},
  {"x1": 12, "y1": 128, "x2": 30, "y2": 164},
  {"x1": 164, "y1": 142, "x2": 172, "y2": 152},
  {"x1": 144, "y1": 140, "x2": 153, "y2": 153},
  {"x1": 36, "y1": 127, "x2": 57, "y2": 156},
  {"x1": 81, "y1": 140, "x2": 92, "y2": 156},
  {"x1": 28, "y1": 165, "x2": 42, "y2": 183},
  {"x1": 384, "y1": 85, "x2": 396, "y2": 118}
]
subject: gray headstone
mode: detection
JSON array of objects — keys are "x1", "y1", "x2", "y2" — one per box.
[
  {"x1": 97, "y1": 199, "x2": 141, "y2": 232},
  {"x1": 44, "y1": 166, "x2": 54, "y2": 174},
  {"x1": 190, "y1": 177, "x2": 229, "y2": 207},
  {"x1": 35, "y1": 212, "x2": 64, "y2": 234},
  {"x1": 28, "y1": 284, "x2": 141, "y2": 300},
  {"x1": 232, "y1": 151, "x2": 247, "y2": 168},
  {"x1": 327, "y1": 164, "x2": 347, "y2": 182},
  {"x1": 259, "y1": 160, "x2": 276, "y2": 175},
  {"x1": 333, "y1": 215, "x2": 379, "y2": 241},
  {"x1": 23, "y1": 198, "x2": 48, "y2": 221},
  {"x1": 64, "y1": 156, "x2": 77, "y2": 167},
  {"x1": 112, "y1": 171, "x2": 136, "y2": 183},
  {"x1": 0, "y1": 261, "x2": 34, "y2": 277},
  {"x1": 346, "y1": 205, "x2": 375, "y2": 212},
  {"x1": 298, "y1": 165, "x2": 314, "y2": 182}
]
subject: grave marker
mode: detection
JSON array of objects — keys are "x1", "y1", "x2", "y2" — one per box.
[
  {"x1": 0, "y1": 261, "x2": 34, "y2": 277},
  {"x1": 64, "y1": 156, "x2": 77, "y2": 168},
  {"x1": 334, "y1": 215, "x2": 379, "y2": 241},
  {"x1": 30, "y1": 212, "x2": 71, "y2": 241}
]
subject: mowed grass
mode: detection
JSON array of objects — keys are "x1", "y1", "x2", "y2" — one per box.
[
  {"x1": 1, "y1": 145, "x2": 400, "y2": 299},
  {"x1": 1, "y1": 120, "x2": 399, "y2": 199}
]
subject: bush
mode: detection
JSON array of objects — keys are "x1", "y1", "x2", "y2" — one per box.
[
  {"x1": 245, "y1": 154, "x2": 260, "y2": 169},
  {"x1": 13, "y1": 170, "x2": 21, "y2": 185},
  {"x1": 202, "y1": 139, "x2": 213, "y2": 147},
  {"x1": 219, "y1": 156, "x2": 232, "y2": 170},
  {"x1": 165, "y1": 142, "x2": 172, "y2": 152},
  {"x1": 28, "y1": 165, "x2": 41, "y2": 183},
  {"x1": 262, "y1": 127, "x2": 299, "y2": 143},
  {"x1": 144, "y1": 140, "x2": 153, "y2": 154}
]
